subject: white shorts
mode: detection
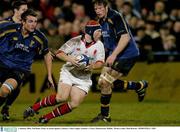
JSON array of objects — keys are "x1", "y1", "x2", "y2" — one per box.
[{"x1": 59, "y1": 68, "x2": 92, "y2": 94}]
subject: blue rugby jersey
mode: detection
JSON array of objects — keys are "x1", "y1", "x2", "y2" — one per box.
[
  {"x1": 0, "y1": 22, "x2": 49, "y2": 72},
  {"x1": 0, "y1": 17, "x2": 14, "y2": 28},
  {"x1": 99, "y1": 8, "x2": 139, "y2": 60}
]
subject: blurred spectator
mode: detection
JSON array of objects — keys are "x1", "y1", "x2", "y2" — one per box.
[
  {"x1": 1, "y1": 10, "x2": 12, "y2": 19},
  {"x1": 38, "y1": 0, "x2": 55, "y2": 21},
  {"x1": 135, "y1": 26, "x2": 153, "y2": 61},
  {"x1": 64, "y1": 22, "x2": 72, "y2": 41},
  {"x1": 121, "y1": 1, "x2": 141, "y2": 22},
  {"x1": 62, "y1": 0, "x2": 75, "y2": 22},
  {"x1": 172, "y1": 21, "x2": 180, "y2": 52},
  {"x1": 72, "y1": 3, "x2": 86, "y2": 21},
  {"x1": 129, "y1": 16, "x2": 138, "y2": 35},
  {"x1": 153, "y1": 35, "x2": 178, "y2": 62},
  {"x1": 153, "y1": 1, "x2": 168, "y2": 22},
  {"x1": 0, "y1": 0, "x2": 179, "y2": 62},
  {"x1": 145, "y1": 20, "x2": 160, "y2": 39}
]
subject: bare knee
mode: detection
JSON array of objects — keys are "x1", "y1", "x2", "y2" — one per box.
[
  {"x1": 0, "y1": 87, "x2": 10, "y2": 97},
  {"x1": 98, "y1": 79, "x2": 112, "y2": 94},
  {"x1": 56, "y1": 93, "x2": 68, "y2": 103},
  {"x1": 0, "y1": 83, "x2": 14, "y2": 97},
  {"x1": 69, "y1": 100, "x2": 80, "y2": 109}
]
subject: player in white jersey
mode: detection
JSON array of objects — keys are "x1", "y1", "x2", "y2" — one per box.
[{"x1": 23, "y1": 20, "x2": 105, "y2": 123}]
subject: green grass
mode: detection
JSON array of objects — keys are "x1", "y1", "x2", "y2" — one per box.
[{"x1": 1, "y1": 91, "x2": 180, "y2": 126}]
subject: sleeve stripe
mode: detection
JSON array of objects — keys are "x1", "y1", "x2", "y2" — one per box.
[
  {"x1": 119, "y1": 13, "x2": 130, "y2": 35},
  {"x1": 33, "y1": 36, "x2": 43, "y2": 45},
  {"x1": 0, "y1": 20, "x2": 9, "y2": 24},
  {"x1": 0, "y1": 29, "x2": 16, "y2": 38}
]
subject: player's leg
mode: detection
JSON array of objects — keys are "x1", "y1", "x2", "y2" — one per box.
[
  {"x1": 0, "y1": 78, "x2": 18, "y2": 106},
  {"x1": 1, "y1": 88, "x2": 20, "y2": 120},
  {"x1": 112, "y1": 57, "x2": 148, "y2": 102},
  {"x1": 0, "y1": 70, "x2": 28, "y2": 120},
  {"x1": 23, "y1": 82, "x2": 71, "y2": 119},
  {"x1": 115, "y1": 79, "x2": 148, "y2": 101},
  {"x1": 39, "y1": 86, "x2": 87, "y2": 123},
  {"x1": 91, "y1": 66, "x2": 123, "y2": 123}
]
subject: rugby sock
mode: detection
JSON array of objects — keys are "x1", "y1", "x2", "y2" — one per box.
[
  {"x1": 119, "y1": 80, "x2": 142, "y2": 91},
  {"x1": 5, "y1": 88, "x2": 20, "y2": 106},
  {"x1": 101, "y1": 94, "x2": 112, "y2": 116},
  {"x1": 32, "y1": 94, "x2": 57, "y2": 112},
  {"x1": 43, "y1": 103, "x2": 72, "y2": 120},
  {"x1": 0, "y1": 97, "x2": 6, "y2": 107}
]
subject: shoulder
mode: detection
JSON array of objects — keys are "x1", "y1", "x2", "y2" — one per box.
[
  {"x1": 95, "y1": 40, "x2": 104, "y2": 46},
  {"x1": 33, "y1": 29, "x2": 48, "y2": 44},
  {"x1": 34, "y1": 29, "x2": 47, "y2": 39},
  {"x1": 0, "y1": 22, "x2": 20, "y2": 32},
  {"x1": 108, "y1": 8, "x2": 123, "y2": 22},
  {"x1": 69, "y1": 35, "x2": 82, "y2": 43},
  {"x1": 108, "y1": 8, "x2": 121, "y2": 18}
]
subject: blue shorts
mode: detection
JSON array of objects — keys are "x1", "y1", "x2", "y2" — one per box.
[
  {"x1": 0, "y1": 65, "x2": 30, "y2": 87},
  {"x1": 111, "y1": 56, "x2": 138, "y2": 76}
]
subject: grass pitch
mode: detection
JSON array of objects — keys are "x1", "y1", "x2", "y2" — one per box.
[
  {"x1": 1, "y1": 91, "x2": 180, "y2": 126},
  {"x1": 1, "y1": 62, "x2": 180, "y2": 126}
]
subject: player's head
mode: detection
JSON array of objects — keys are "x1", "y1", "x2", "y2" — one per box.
[
  {"x1": 12, "y1": 0, "x2": 28, "y2": 20},
  {"x1": 85, "y1": 20, "x2": 102, "y2": 41},
  {"x1": 92, "y1": 0, "x2": 109, "y2": 19},
  {"x1": 21, "y1": 9, "x2": 37, "y2": 32}
]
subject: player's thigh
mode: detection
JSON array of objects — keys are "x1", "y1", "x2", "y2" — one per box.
[
  {"x1": 56, "y1": 82, "x2": 72, "y2": 101},
  {"x1": 69, "y1": 86, "x2": 87, "y2": 108},
  {"x1": 111, "y1": 57, "x2": 138, "y2": 76}
]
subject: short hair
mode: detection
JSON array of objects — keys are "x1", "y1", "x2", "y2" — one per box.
[
  {"x1": 21, "y1": 9, "x2": 37, "y2": 21},
  {"x1": 92, "y1": 0, "x2": 108, "y2": 6},
  {"x1": 11, "y1": 0, "x2": 28, "y2": 10}
]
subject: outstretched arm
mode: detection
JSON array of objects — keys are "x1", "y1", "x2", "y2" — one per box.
[{"x1": 44, "y1": 51, "x2": 54, "y2": 88}]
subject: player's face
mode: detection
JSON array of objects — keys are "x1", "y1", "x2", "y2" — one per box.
[
  {"x1": 94, "y1": 4, "x2": 108, "y2": 19},
  {"x1": 23, "y1": 16, "x2": 37, "y2": 33},
  {"x1": 15, "y1": 5, "x2": 28, "y2": 17}
]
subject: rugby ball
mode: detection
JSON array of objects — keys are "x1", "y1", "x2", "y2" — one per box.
[{"x1": 76, "y1": 54, "x2": 89, "y2": 68}]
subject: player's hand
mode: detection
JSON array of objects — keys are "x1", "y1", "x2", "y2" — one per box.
[
  {"x1": 49, "y1": 48, "x2": 56, "y2": 58},
  {"x1": 47, "y1": 76, "x2": 55, "y2": 89},
  {"x1": 106, "y1": 54, "x2": 116, "y2": 67},
  {"x1": 69, "y1": 56, "x2": 80, "y2": 67},
  {"x1": 85, "y1": 64, "x2": 93, "y2": 71}
]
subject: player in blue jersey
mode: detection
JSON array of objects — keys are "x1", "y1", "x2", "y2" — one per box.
[
  {"x1": 91, "y1": 0, "x2": 148, "y2": 123},
  {"x1": 0, "y1": 9, "x2": 54, "y2": 120},
  {"x1": 0, "y1": 0, "x2": 28, "y2": 121}
]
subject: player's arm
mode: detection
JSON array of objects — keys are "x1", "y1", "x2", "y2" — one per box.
[
  {"x1": 106, "y1": 14, "x2": 130, "y2": 66},
  {"x1": 55, "y1": 39, "x2": 79, "y2": 66},
  {"x1": 38, "y1": 33, "x2": 54, "y2": 88},
  {"x1": 111, "y1": 33, "x2": 130, "y2": 57},
  {"x1": 56, "y1": 50, "x2": 79, "y2": 67},
  {"x1": 86, "y1": 42, "x2": 105, "y2": 71},
  {"x1": 112, "y1": 13, "x2": 131, "y2": 56}
]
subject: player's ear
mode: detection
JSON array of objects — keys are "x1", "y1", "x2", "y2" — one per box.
[{"x1": 105, "y1": 5, "x2": 108, "y2": 11}]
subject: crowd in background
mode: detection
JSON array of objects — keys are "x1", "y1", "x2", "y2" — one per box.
[{"x1": 0, "y1": 0, "x2": 179, "y2": 62}]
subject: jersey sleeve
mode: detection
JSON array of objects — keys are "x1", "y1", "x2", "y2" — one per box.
[
  {"x1": 41, "y1": 37, "x2": 49, "y2": 55},
  {"x1": 34, "y1": 30, "x2": 49, "y2": 56},
  {"x1": 94, "y1": 41, "x2": 105, "y2": 63},
  {"x1": 59, "y1": 38, "x2": 76, "y2": 55},
  {"x1": 0, "y1": 22, "x2": 17, "y2": 39},
  {"x1": 113, "y1": 13, "x2": 129, "y2": 36}
]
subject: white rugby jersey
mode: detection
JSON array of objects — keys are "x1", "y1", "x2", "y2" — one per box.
[{"x1": 59, "y1": 35, "x2": 105, "y2": 80}]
